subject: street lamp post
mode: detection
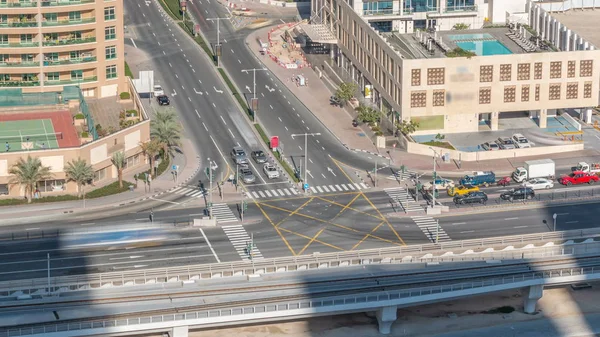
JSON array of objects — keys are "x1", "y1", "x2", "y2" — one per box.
[
  {"x1": 291, "y1": 133, "x2": 321, "y2": 192},
  {"x1": 553, "y1": 213, "x2": 558, "y2": 231},
  {"x1": 208, "y1": 157, "x2": 213, "y2": 220},
  {"x1": 206, "y1": 17, "x2": 230, "y2": 66},
  {"x1": 241, "y1": 68, "x2": 268, "y2": 123},
  {"x1": 429, "y1": 147, "x2": 437, "y2": 209}
]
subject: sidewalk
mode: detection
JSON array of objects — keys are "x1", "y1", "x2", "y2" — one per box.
[
  {"x1": 0, "y1": 139, "x2": 200, "y2": 223},
  {"x1": 246, "y1": 26, "x2": 600, "y2": 178}
]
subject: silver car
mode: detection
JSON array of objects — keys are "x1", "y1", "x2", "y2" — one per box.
[
  {"x1": 512, "y1": 133, "x2": 532, "y2": 148},
  {"x1": 496, "y1": 137, "x2": 516, "y2": 150},
  {"x1": 240, "y1": 168, "x2": 256, "y2": 184},
  {"x1": 523, "y1": 178, "x2": 554, "y2": 190},
  {"x1": 481, "y1": 142, "x2": 500, "y2": 151},
  {"x1": 230, "y1": 146, "x2": 248, "y2": 166}
]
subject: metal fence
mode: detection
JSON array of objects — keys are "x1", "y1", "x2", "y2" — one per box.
[
  {"x1": 4, "y1": 265, "x2": 600, "y2": 337},
  {"x1": 0, "y1": 89, "x2": 59, "y2": 107}
]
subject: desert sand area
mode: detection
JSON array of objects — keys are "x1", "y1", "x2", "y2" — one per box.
[{"x1": 172, "y1": 282, "x2": 600, "y2": 337}]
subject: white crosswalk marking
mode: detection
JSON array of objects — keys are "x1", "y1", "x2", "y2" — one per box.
[
  {"x1": 277, "y1": 189, "x2": 284, "y2": 196},
  {"x1": 222, "y1": 224, "x2": 264, "y2": 260},
  {"x1": 354, "y1": 183, "x2": 362, "y2": 190},
  {"x1": 258, "y1": 191, "x2": 266, "y2": 198},
  {"x1": 290, "y1": 188, "x2": 298, "y2": 195},
  {"x1": 335, "y1": 185, "x2": 343, "y2": 191},
  {"x1": 347, "y1": 184, "x2": 356, "y2": 190},
  {"x1": 328, "y1": 185, "x2": 335, "y2": 191},
  {"x1": 360, "y1": 183, "x2": 368, "y2": 189},
  {"x1": 211, "y1": 203, "x2": 238, "y2": 224},
  {"x1": 284, "y1": 189, "x2": 292, "y2": 196},
  {"x1": 410, "y1": 215, "x2": 451, "y2": 243},
  {"x1": 317, "y1": 186, "x2": 324, "y2": 193},
  {"x1": 384, "y1": 187, "x2": 424, "y2": 213},
  {"x1": 190, "y1": 191, "x2": 204, "y2": 197},
  {"x1": 321, "y1": 185, "x2": 330, "y2": 192},
  {"x1": 311, "y1": 186, "x2": 317, "y2": 193},
  {"x1": 265, "y1": 190, "x2": 272, "y2": 197},
  {"x1": 252, "y1": 192, "x2": 260, "y2": 198},
  {"x1": 175, "y1": 187, "x2": 192, "y2": 195},
  {"x1": 386, "y1": 170, "x2": 416, "y2": 181},
  {"x1": 341, "y1": 184, "x2": 349, "y2": 191}
]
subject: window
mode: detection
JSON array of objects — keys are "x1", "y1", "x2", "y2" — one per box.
[
  {"x1": 104, "y1": 6, "x2": 115, "y2": 20},
  {"x1": 550, "y1": 61, "x2": 562, "y2": 79},
  {"x1": 105, "y1": 45, "x2": 116, "y2": 59},
  {"x1": 45, "y1": 52, "x2": 58, "y2": 61},
  {"x1": 94, "y1": 167, "x2": 107, "y2": 182},
  {"x1": 70, "y1": 31, "x2": 82, "y2": 39},
  {"x1": 479, "y1": 65, "x2": 493, "y2": 82},
  {"x1": 499, "y1": 64, "x2": 511, "y2": 81},
  {"x1": 46, "y1": 72, "x2": 59, "y2": 81},
  {"x1": 427, "y1": 68, "x2": 445, "y2": 85},
  {"x1": 0, "y1": 74, "x2": 9, "y2": 81},
  {"x1": 410, "y1": 91, "x2": 427, "y2": 108},
  {"x1": 124, "y1": 154, "x2": 140, "y2": 169},
  {"x1": 44, "y1": 13, "x2": 57, "y2": 22},
  {"x1": 0, "y1": 35, "x2": 6, "y2": 45},
  {"x1": 37, "y1": 179, "x2": 65, "y2": 193},
  {"x1": 580, "y1": 60, "x2": 593, "y2": 77},
  {"x1": 20, "y1": 34, "x2": 33, "y2": 43},
  {"x1": 411, "y1": 69, "x2": 421, "y2": 86},
  {"x1": 21, "y1": 73, "x2": 35, "y2": 82},
  {"x1": 0, "y1": 54, "x2": 7, "y2": 62},
  {"x1": 105, "y1": 26, "x2": 116, "y2": 40},
  {"x1": 71, "y1": 69, "x2": 83, "y2": 80},
  {"x1": 0, "y1": 15, "x2": 6, "y2": 23},
  {"x1": 479, "y1": 87, "x2": 491, "y2": 104},
  {"x1": 21, "y1": 54, "x2": 34, "y2": 63},
  {"x1": 549, "y1": 83, "x2": 561, "y2": 100},
  {"x1": 69, "y1": 11, "x2": 81, "y2": 22},
  {"x1": 106, "y1": 64, "x2": 117, "y2": 79},
  {"x1": 70, "y1": 50, "x2": 81, "y2": 59}
]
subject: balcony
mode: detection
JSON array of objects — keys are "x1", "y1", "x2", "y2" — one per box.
[
  {"x1": 45, "y1": 76, "x2": 97, "y2": 85},
  {"x1": 0, "y1": 76, "x2": 97, "y2": 87},
  {"x1": 363, "y1": 9, "x2": 413, "y2": 17},
  {"x1": 444, "y1": 5, "x2": 478, "y2": 13},
  {"x1": 0, "y1": 80, "x2": 39, "y2": 87},
  {"x1": 0, "y1": 1, "x2": 38, "y2": 7},
  {"x1": 43, "y1": 56, "x2": 96, "y2": 65},
  {"x1": 42, "y1": 17, "x2": 95, "y2": 26},
  {"x1": 0, "y1": 20, "x2": 38, "y2": 27},
  {"x1": 0, "y1": 61, "x2": 38, "y2": 67},
  {"x1": 42, "y1": 37, "x2": 95, "y2": 46},
  {"x1": 0, "y1": 42, "x2": 39, "y2": 48},
  {"x1": 41, "y1": 0, "x2": 95, "y2": 6}
]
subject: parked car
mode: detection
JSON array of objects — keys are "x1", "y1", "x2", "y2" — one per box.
[
  {"x1": 512, "y1": 133, "x2": 532, "y2": 148},
  {"x1": 263, "y1": 163, "x2": 280, "y2": 179},
  {"x1": 230, "y1": 146, "x2": 248, "y2": 166},
  {"x1": 251, "y1": 150, "x2": 267, "y2": 164},
  {"x1": 240, "y1": 168, "x2": 256, "y2": 184},
  {"x1": 453, "y1": 192, "x2": 488, "y2": 205},
  {"x1": 423, "y1": 178, "x2": 455, "y2": 191},
  {"x1": 156, "y1": 95, "x2": 170, "y2": 106},
  {"x1": 496, "y1": 137, "x2": 516, "y2": 150},
  {"x1": 481, "y1": 142, "x2": 500, "y2": 151},
  {"x1": 460, "y1": 171, "x2": 496, "y2": 187},
  {"x1": 523, "y1": 178, "x2": 554, "y2": 190},
  {"x1": 500, "y1": 187, "x2": 535, "y2": 201},
  {"x1": 447, "y1": 185, "x2": 479, "y2": 197},
  {"x1": 153, "y1": 84, "x2": 164, "y2": 97},
  {"x1": 560, "y1": 171, "x2": 600, "y2": 186}
]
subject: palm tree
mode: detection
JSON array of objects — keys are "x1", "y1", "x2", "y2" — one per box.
[
  {"x1": 138, "y1": 139, "x2": 162, "y2": 174},
  {"x1": 65, "y1": 158, "x2": 94, "y2": 198},
  {"x1": 8, "y1": 156, "x2": 52, "y2": 203},
  {"x1": 151, "y1": 114, "x2": 182, "y2": 159},
  {"x1": 355, "y1": 104, "x2": 380, "y2": 124},
  {"x1": 111, "y1": 151, "x2": 126, "y2": 188},
  {"x1": 153, "y1": 107, "x2": 178, "y2": 124}
]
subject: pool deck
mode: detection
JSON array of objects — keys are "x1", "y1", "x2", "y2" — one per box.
[{"x1": 387, "y1": 27, "x2": 553, "y2": 59}]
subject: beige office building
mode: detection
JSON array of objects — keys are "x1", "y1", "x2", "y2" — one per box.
[
  {"x1": 308, "y1": 0, "x2": 600, "y2": 134},
  {"x1": 0, "y1": 0, "x2": 126, "y2": 98}
]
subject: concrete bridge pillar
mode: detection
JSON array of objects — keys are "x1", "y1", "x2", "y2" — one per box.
[
  {"x1": 171, "y1": 326, "x2": 189, "y2": 337},
  {"x1": 538, "y1": 109, "x2": 547, "y2": 128},
  {"x1": 582, "y1": 108, "x2": 593, "y2": 124},
  {"x1": 376, "y1": 305, "x2": 398, "y2": 334},
  {"x1": 523, "y1": 285, "x2": 543, "y2": 314},
  {"x1": 490, "y1": 111, "x2": 499, "y2": 131}
]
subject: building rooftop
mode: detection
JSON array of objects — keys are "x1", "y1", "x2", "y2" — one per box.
[
  {"x1": 550, "y1": 9, "x2": 600, "y2": 49},
  {"x1": 384, "y1": 27, "x2": 554, "y2": 60}
]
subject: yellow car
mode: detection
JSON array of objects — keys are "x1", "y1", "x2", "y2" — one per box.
[{"x1": 447, "y1": 185, "x2": 480, "y2": 197}]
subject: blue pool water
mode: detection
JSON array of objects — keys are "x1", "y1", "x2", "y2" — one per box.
[
  {"x1": 448, "y1": 33, "x2": 493, "y2": 41},
  {"x1": 456, "y1": 40, "x2": 513, "y2": 56}
]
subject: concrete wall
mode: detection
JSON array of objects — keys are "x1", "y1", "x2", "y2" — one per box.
[
  {"x1": 488, "y1": 0, "x2": 527, "y2": 24},
  {"x1": 406, "y1": 141, "x2": 584, "y2": 161}
]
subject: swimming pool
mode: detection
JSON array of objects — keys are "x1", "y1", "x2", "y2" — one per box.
[
  {"x1": 456, "y1": 40, "x2": 513, "y2": 56},
  {"x1": 448, "y1": 33, "x2": 493, "y2": 41}
]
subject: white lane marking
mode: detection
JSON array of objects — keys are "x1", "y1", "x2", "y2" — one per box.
[
  {"x1": 202, "y1": 122, "x2": 208, "y2": 131},
  {"x1": 504, "y1": 217, "x2": 519, "y2": 220},
  {"x1": 79, "y1": 223, "x2": 95, "y2": 226},
  {"x1": 298, "y1": 146, "x2": 302, "y2": 151},
  {"x1": 200, "y1": 228, "x2": 221, "y2": 263},
  {"x1": 238, "y1": 59, "x2": 241, "y2": 64},
  {"x1": 460, "y1": 230, "x2": 475, "y2": 234},
  {"x1": 285, "y1": 126, "x2": 288, "y2": 131},
  {"x1": 451, "y1": 222, "x2": 466, "y2": 225},
  {"x1": 565, "y1": 221, "x2": 579, "y2": 224},
  {"x1": 231, "y1": 49, "x2": 234, "y2": 53},
  {"x1": 270, "y1": 105, "x2": 274, "y2": 109},
  {"x1": 169, "y1": 62, "x2": 172, "y2": 67},
  {"x1": 163, "y1": 50, "x2": 166, "y2": 55},
  {"x1": 188, "y1": 97, "x2": 191, "y2": 102},
  {"x1": 195, "y1": 109, "x2": 201, "y2": 119},
  {"x1": 513, "y1": 225, "x2": 528, "y2": 228},
  {"x1": 181, "y1": 85, "x2": 184, "y2": 89},
  {"x1": 212, "y1": 102, "x2": 216, "y2": 107},
  {"x1": 220, "y1": 115, "x2": 227, "y2": 125},
  {"x1": 130, "y1": 38, "x2": 138, "y2": 48},
  {"x1": 228, "y1": 129, "x2": 235, "y2": 138},
  {"x1": 278, "y1": 117, "x2": 282, "y2": 122},
  {"x1": 26, "y1": 228, "x2": 40, "y2": 231}
]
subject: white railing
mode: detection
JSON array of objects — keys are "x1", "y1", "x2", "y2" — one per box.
[
  {"x1": 4, "y1": 265, "x2": 600, "y2": 337},
  {"x1": 1, "y1": 228, "x2": 599, "y2": 297}
]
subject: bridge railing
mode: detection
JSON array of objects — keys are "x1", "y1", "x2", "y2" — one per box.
[
  {"x1": 0, "y1": 228, "x2": 599, "y2": 297},
  {"x1": 4, "y1": 265, "x2": 600, "y2": 337}
]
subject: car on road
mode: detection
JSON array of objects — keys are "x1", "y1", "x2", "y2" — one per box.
[
  {"x1": 240, "y1": 168, "x2": 256, "y2": 184},
  {"x1": 481, "y1": 142, "x2": 500, "y2": 151},
  {"x1": 263, "y1": 163, "x2": 280, "y2": 179},
  {"x1": 523, "y1": 178, "x2": 554, "y2": 190},
  {"x1": 560, "y1": 171, "x2": 599, "y2": 186},
  {"x1": 153, "y1": 84, "x2": 164, "y2": 97},
  {"x1": 512, "y1": 133, "x2": 532, "y2": 148},
  {"x1": 230, "y1": 146, "x2": 249, "y2": 166},
  {"x1": 156, "y1": 95, "x2": 170, "y2": 106},
  {"x1": 251, "y1": 150, "x2": 267, "y2": 164},
  {"x1": 423, "y1": 178, "x2": 454, "y2": 191},
  {"x1": 453, "y1": 191, "x2": 488, "y2": 205},
  {"x1": 496, "y1": 137, "x2": 516, "y2": 150},
  {"x1": 500, "y1": 187, "x2": 535, "y2": 201},
  {"x1": 447, "y1": 185, "x2": 479, "y2": 197}
]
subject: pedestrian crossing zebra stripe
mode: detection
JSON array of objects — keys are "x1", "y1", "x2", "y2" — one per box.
[
  {"x1": 384, "y1": 187, "x2": 424, "y2": 213},
  {"x1": 211, "y1": 203, "x2": 238, "y2": 224},
  {"x1": 222, "y1": 224, "x2": 264, "y2": 260},
  {"x1": 245, "y1": 183, "x2": 371, "y2": 200},
  {"x1": 410, "y1": 215, "x2": 451, "y2": 242}
]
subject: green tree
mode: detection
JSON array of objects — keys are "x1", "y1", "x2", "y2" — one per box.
[
  {"x1": 397, "y1": 119, "x2": 419, "y2": 136},
  {"x1": 8, "y1": 156, "x2": 53, "y2": 203},
  {"x1": 138, "y1": 139, "x2": 162, "y2": 173},
  {"x1": 111, "y1": 151, "x2": 126, "y2": 188},
  {"x1": 153, "y1": 107, "x2": 178, "y2": 124},
  {"x1": 65, "y1": 158, "x2": 94, "y2": 198},
  {"x1": 355, "y1": 104, "x2": 380, "y2": 124},
  {"x1": 452, "y1": 23, "x2": 470, "y2": 30},
  {"x1": 150, "y1": 109, "x2": 182, "y2": 159},
  {"x1": 334, "y1": 82, "x2": 357, "y2": 106}
]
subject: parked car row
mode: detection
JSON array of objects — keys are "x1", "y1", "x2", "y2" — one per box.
[
  {"x1": 481, "y1": 134, "x2": 532, "y2": 151},
  {"x1": 453, "y1": 187, "x2": 536, "y2": 205},
  {"x1": 229, "y1": 147, "x2": 280, "y2": 184}
]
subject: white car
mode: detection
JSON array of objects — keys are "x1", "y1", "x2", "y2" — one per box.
[
  {"x1": 423, "y1": 178, "x2": 455, "y2": 191},
  {"x1": 481, "y1": 141, "x2": 500, "y2": 151},
  {"x1": 263, "y1": 163, "x2": 280, "y2": 179},
  {"x1": 512, "y1": 133, "x2": 532, "y2": 148},
  {"x1": 153, "y1": 84, "x2": 164, "y2": 97},
  {"x1": 523, "y1": 178, "x2": 554, "y2": 190}
]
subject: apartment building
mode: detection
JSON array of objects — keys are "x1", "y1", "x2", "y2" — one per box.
[
  {"x1": 307, "y1": 0, "x2": 600, "y2": 134},
  {"x1": 0, "y1": 0, "x2": 126, "y2": 98}
]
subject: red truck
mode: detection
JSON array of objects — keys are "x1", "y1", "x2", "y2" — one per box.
[{"x1": 560, "y1": 171, "x2": 600, "y2": 186}]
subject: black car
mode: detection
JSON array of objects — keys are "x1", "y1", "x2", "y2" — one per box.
[
  {"x1": 157, "y1": 95, "x2": 170, "y2": 106},
  {"x1": 453, "y1": 192, "x2": 488, "y2": 205},
  {"x1": 251, "y1": 150, "x2": 267, "y2": 163},
  {"x1": 500, "y1": 187, "x2": 535, "y2": 201}
]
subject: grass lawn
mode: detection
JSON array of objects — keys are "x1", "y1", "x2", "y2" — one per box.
[
  {"x1": 159, "y1": 0, "x2": 182, "y2": 20},
  {"x1": 412, "y1": 116, "x2": 444, "y2": 130},
  {"x1": 124, "y1": 61, "x2": 133, "y2": 78},
  {"x1": 422, "y1": 141, "x2": 456, "y2": 150}
]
